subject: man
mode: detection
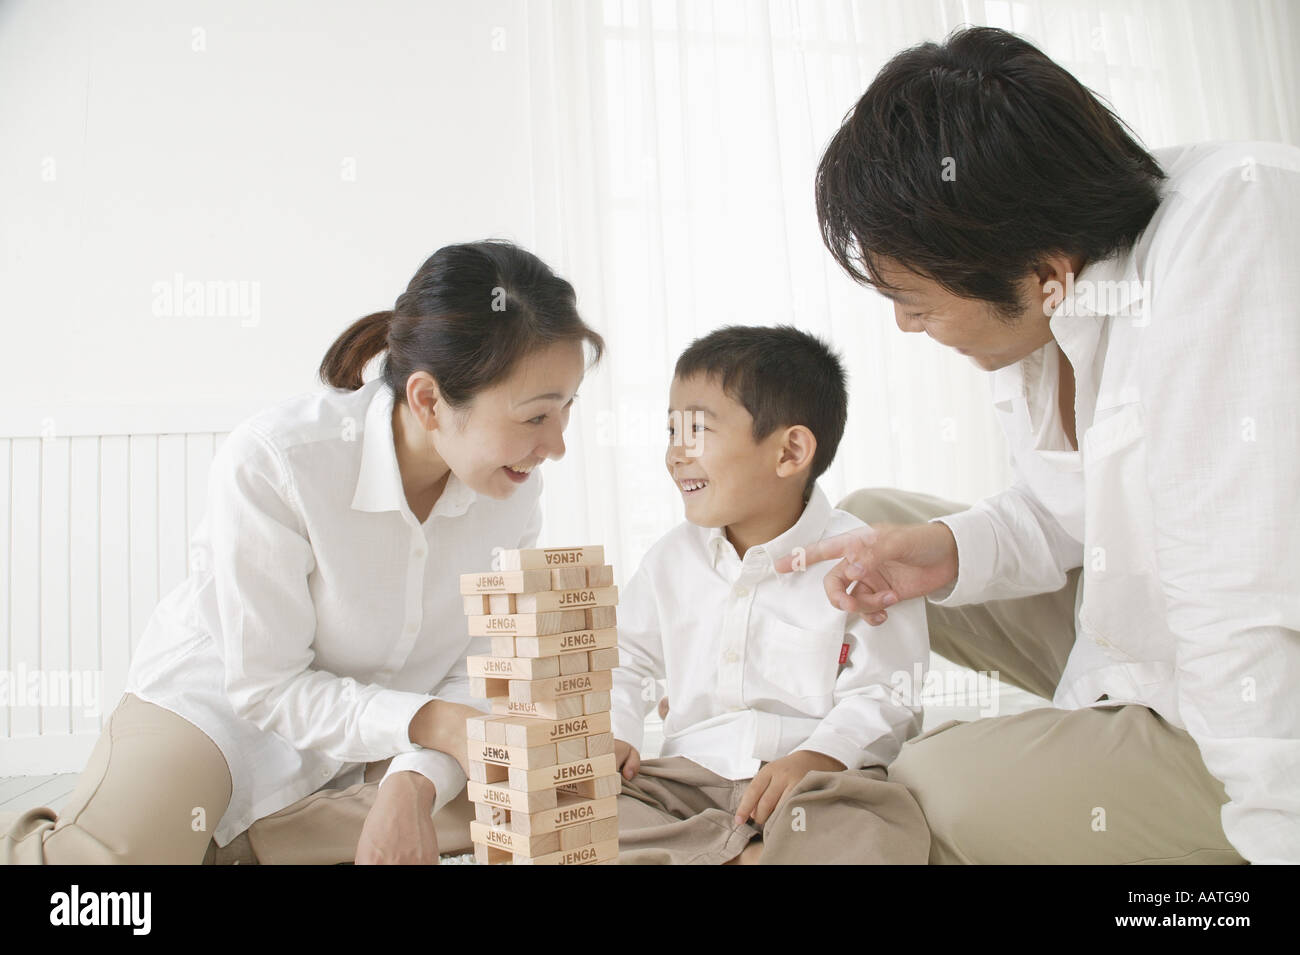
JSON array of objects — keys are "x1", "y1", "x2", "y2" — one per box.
[{"x1": 779, "y1": 26, "x2": 1299, "y2": 863}]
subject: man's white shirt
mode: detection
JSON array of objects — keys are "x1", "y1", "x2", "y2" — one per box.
[
  {"x1": 610, "y1": 483, "x2": 930, "y2": 778},
  {"x1": 126, "y1": 376, "x2": 541, "y2": 846},
  {"x1": 930, "y1": 141, "x2": 1300, "y2": 863}
]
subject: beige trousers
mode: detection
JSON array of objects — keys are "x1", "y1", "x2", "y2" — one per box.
[
  {"x1": 617, "y1": 756, "x2": 929, "y2": 864},
  {"x1": 837, "y1": 487, "x2": 1247, "y2": 865},
  {"x1": 0, "y1": 692, "x2": 474, "y2": 865}
]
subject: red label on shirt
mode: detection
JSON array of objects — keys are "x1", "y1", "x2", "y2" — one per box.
[{"x1": 839, "y1": 643, "x2": 850, "y2": 665}]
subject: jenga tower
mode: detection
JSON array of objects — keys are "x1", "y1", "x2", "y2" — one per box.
[{"x1": 461, "y1": 546, "x2": 620, "y2": 865}]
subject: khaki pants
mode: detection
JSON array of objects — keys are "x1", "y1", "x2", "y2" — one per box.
[
  {"x1": 1, "y1": 693, "x2": 474, "y2": 865},
  {"x1": 836, "y1": 487, "x2": 1247, "y2": 865},
  {"x1": 618, "y1": 757, "x2": 929, "y2": 864}
]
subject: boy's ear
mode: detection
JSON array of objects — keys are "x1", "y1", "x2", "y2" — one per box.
[{"x1": 775, "y1": 425, "x2": 817, "y2": 480}]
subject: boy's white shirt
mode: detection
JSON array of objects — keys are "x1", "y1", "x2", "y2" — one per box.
[{"x1": 610, "y1": 483, "x2": 930, "y2": 778}]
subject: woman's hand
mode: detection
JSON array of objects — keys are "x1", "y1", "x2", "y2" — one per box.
[
  {"x1": 355, "y1": 771, "x2": 439, "y2": 864},
  {"x1": 408, "y1": 700, "x2": 485, "y2": 776},
  {"x1": 773, "y1": 522, "x2": 959, "y2": 626}
]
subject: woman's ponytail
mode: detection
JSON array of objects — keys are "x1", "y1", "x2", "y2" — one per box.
[{"x1": 318, "y1": 310, "x2": 393, "y2": 391}]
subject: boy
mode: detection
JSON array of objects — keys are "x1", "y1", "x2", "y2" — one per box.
[{"x1": 611, "y1": 325, "x2": 932, "y2": 864}]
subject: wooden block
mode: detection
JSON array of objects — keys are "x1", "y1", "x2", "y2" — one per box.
[
  {"x1": 490, "y1": 636, "x2": 518, "y2": 657},
  {"x1": 509, "y1": 754, "x2": 618, "y2": 792},
  {"x1": 587, "y1": 605, "x2": 617, "y2": 630},
  {"x1": 467, "y1": 759, "x2": 508, "y2": 784},
  {"x1": 513, "y1": 586, "x2": 618, "y2": 614},
  {"x1": 587, "y1": 647, "x2": 620, "y2": 671},
  {"x1": 513, "y1": 838, "x2": 619, "y2": 866},
  {"x1": 470, "y1": 821, "x2": 561, "y2": 858},
  {"x1": 474, "y1": 842, "x2": 512, "y2": 865},
  {"x1": 510, "y1": 794, "x2": 618, "y2": 836},
  {"x1": 500, "y1": 711, "x2": 612, "y2": 748},
  {"x1": 512, "y1": 626, "x2": 618, "y2": 658},
  {"x1": 467, "y1": 780, "x2": 558, "y2": 814},
  {"x1": 462, "y1": 594, "x2": 490, "y2": 615},
  {"x1": 475, "y1": 802, "x2": 511, "y2": 827},
  {"x1": 486, "y1": 593, "x2": 516, "y2": 615},
  {"x1": 499, "y1": 546, "x2": 604, "y2": 571},
  {"x1": 466, "y1": 714, "x2": 508, "y2": 741},
  {"x1": 460, "y1": 569, "x2": 551, "y2": 594},
  {"x1": 584, "y1": 690, "x2": 612, "y2": 714},
  {"x1": 508, "y1": 669, "x2": 613, "y2": 704},
  {"x1": 467, "y1": 654, "x2": 560, "y2": 680},
  {"x1": 490, "y1": 695, "x2": 584, "y2": 720},
  {"x1": 555, "y1": 815, "x2": 619, "y2": 852},
  {"x1": 549, "y1": 566, "x2": 588, "y2": 590},
  {"x1": 474, "y1": 739, "x2": 557, "y2": 769},
  {"x1": 558, "y1": 821, "x2": 593, "y2": 851},
  {"x1": 557, "y1": 772, "x2": 622, "y2": 799},
  {"x1": 558, "y1": 649, "x2": 590, "y2": 675},
  {"x1": 585, "y1": 732, "x2": 614, "y2": 757},
  {"x1": 555, "y1": 737, "x2": 588, "y2": 763},
  {"x1": 466, "y1": 609, "x2": 588, "y2": 636},
  {"x1": 585, "y1": 565, "x2": 614, "y2": 588},
  {"x1": 469, "y1": 676, "x2": 509, "y2": 699}
]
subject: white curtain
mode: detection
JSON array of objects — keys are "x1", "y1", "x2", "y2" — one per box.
[{"x1": 521, "y1": 0, "x2": 1300, "y2": 572}]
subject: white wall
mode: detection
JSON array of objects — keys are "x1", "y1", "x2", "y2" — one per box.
[{"x1": 0, "y1": 0, "x2": 537, "y2": 437}]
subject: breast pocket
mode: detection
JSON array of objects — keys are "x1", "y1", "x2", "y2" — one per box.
[
  {"x1": 748, "y1": 618, "x2": 842, "y2": 708},
  {"x1": 1078, "y1": 404, "x2": 1173, "y2": 662}
]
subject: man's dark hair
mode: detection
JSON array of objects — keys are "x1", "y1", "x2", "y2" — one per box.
[
  {"x1": 815, "y1": 26, "x2": 1166, "y2": 318},
  {"x1": 674, "y1": 324, "x2": 848, "y2": 492}
]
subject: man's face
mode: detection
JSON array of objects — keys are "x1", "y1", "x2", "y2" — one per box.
[{"x1": 871, "y1": 257, "x2": 1053, "y2": 371}]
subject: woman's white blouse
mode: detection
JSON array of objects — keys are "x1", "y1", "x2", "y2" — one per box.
[{"x1": 125, "y1": 376, "x2": 542, "y2": 847}]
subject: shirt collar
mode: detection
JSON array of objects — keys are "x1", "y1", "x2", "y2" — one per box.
[
  {"x1": 350, "y1": 379, "x2": 477, "y2": 520},
  {"x1": 704, "y1": 482, "x2": 834, "y2": 574},
  {"x1": 990, "y1": 246, "x2": 1143, "y2": 409}
]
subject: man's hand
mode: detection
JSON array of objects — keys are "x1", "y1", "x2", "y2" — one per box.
[
  {"x1": 773, "y1": 522, "x2": 959, "y2": 626},
  {"x1": 355, "y1": 771, "x2": 439, "y2": 865},
  {"x1": 733, "y1": 751, "x2": 845, "y2": 828},
  {"x1": 615, "y1": 739, "x2": 641, "y2": 779},
  {"x1": 407, "y1": 699, "x2": 485, "y2": 776}
]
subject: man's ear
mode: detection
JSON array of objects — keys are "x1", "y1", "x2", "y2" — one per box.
[
  {"x1": 406, "y1": 372, "x2": 444, "y2": 431},
  {"x1": 776, "y1": 425, "x2": 817, "y2": 480}
]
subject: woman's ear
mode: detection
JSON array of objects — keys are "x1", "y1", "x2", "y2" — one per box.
[
  {"x1": 406, "y1": 372, "x2": 444, "y2": 431},
  {"x1": 776, "y1": 425, "x2": 817, "y2": 480}
]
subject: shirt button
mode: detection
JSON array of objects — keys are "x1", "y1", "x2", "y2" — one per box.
[
  {"x1": 734, "y1": 585, "x2": 749, "y2": 598},
  {"x1": 724, "y1": 650, "x2": 739, "y2": 664},
  {"x1": 406, "y1": 622, "x2": 418, "y2": 635},
  {"x1": 413, "y1": 546, "x2": 426, "y2": 559}
]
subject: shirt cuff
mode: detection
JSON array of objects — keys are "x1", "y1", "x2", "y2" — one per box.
[
  {"x1": 359, "y1": 688, "x2": 435, "y2": 756},
  {"x1": 926, "y1": 509, "x2": 996, "y2": 607},
  {"x1": 380, "y1": 750, "x2": 467, "y2": 816},
  {"x1": 793, "y1": 732, "x2": 864, "y2": 771}
]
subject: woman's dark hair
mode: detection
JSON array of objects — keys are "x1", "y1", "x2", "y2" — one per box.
[
  {"x1": 815, "y1": 26, "x2": 1166, "y2": 318},
  {"x1": 319, "y1": 240, "x2": 605, "y2": 406}
]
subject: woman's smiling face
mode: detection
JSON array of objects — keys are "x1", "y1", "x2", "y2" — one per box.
[{"x1": 423, "y1": 340, "x2": 588, "y2": 500}]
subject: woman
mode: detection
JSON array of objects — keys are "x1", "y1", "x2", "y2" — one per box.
[{"x1": 1, "y1": 240, "x2": 605, "y2": 865}]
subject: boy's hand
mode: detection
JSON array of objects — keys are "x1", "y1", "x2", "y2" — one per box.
[
  {"x1": 772, "y1": 522, "x2": 958, "y2": 626},
  {"x1": 733, "y1": 751, "x2": 845, "y2": 828},
  {"x1": 614, "y1": 739, "x2": 641, "y2": 779}
]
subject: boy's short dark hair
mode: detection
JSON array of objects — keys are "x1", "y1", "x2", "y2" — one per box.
[
  {"x1": 674, "y1": 324, "x2": 848, "y2": 492},
  {"x1": 815, "y1": 26, "x2": 1166, "y2": 319}
]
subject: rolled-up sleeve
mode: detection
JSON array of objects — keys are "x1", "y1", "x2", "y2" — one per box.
[
  {"x1": 209, "y1": 425, "x2": 432, "y2": 763},
  {"x1": 928, "y1": 476, "x2": 1081, "y2": 607}
]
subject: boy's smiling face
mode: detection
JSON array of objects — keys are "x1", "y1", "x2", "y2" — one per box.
[{"x1": 665, "y1": 373, "x2": 810, "y2": 539}]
